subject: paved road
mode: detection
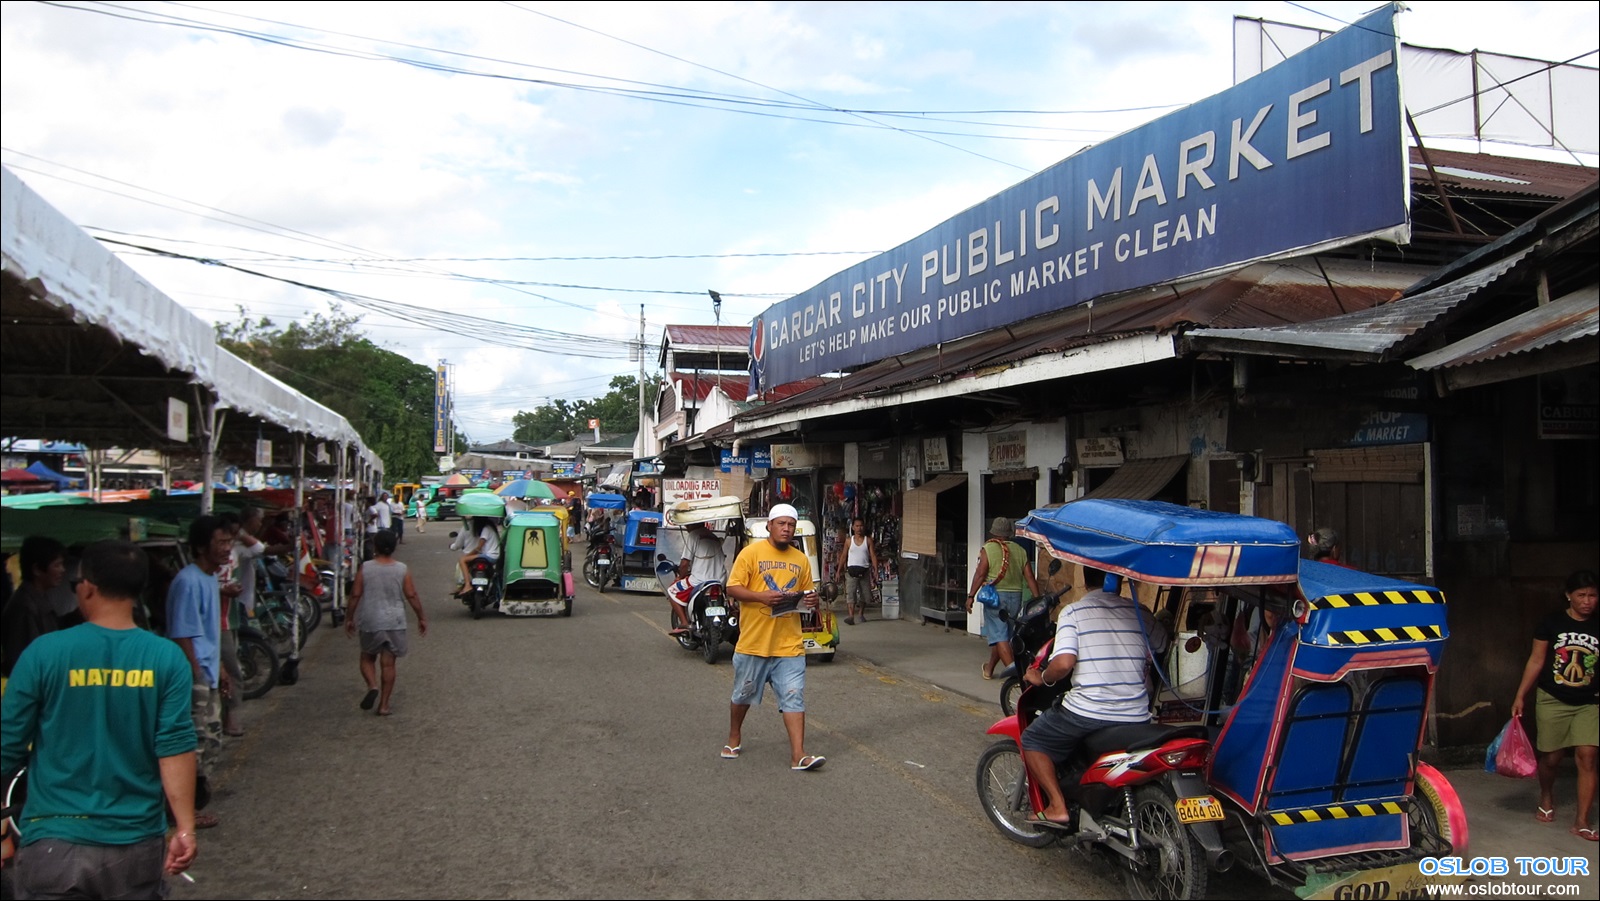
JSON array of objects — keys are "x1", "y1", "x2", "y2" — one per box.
[{"x1": 169, "y1": 526, "x2": 1288, "y2": 900}]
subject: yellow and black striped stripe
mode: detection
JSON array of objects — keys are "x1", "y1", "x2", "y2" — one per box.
[
  {"x1": 1324, "y1": 625, "x2": 1445, "y2": 645},
  {"x1": 1267, "y1": 799, "x2": 1408, "y2": 826},
  {"x1": 1308, "y1": 590, "x2": 1444, "y2": 610}
]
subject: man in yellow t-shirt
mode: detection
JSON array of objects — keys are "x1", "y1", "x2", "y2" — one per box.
[{"x1": 720, "y1": 504, "x2": 825, "y2": 771}]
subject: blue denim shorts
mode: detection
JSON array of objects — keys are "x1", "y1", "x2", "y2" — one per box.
[
  {"x1": 731, "y1": 652, "x2": 807, "y2": 712},
  {"x1": 979, "y1": 590, "x2": 1023, "y2": 646}
]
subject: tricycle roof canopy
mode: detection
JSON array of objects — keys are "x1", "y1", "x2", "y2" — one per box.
[
  {"x1": 586, "y1": 492, "x2": 627, "y2": 510},
  {"x1": 1015, "y1": 499, "x2": 1300, "y2": 586},
  {"x1": 455, "y1": 491, "x2": 506, "y2": 518}
]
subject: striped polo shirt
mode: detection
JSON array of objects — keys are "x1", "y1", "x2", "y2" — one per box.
[{"x1": 1051, "y1": 589, "x2": 1157, "y2": 723}]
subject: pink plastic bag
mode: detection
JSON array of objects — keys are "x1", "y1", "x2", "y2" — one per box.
[{"x1": 1494, "y1": 717, "x2": 1538, "y2": 779}]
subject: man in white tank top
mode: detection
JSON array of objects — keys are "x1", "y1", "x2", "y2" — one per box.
[{"x1": 834, "y1": 518, "x2": 879, "y2": 625}]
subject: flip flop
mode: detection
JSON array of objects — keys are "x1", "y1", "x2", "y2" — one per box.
[
  {"x1": 194, "y1": 812, "x2": 221, "y2": 830},
  {"x1": 1030, "y1": 812, "x2": 1073, "y2": 830},
  {"x1": 360, "y1": 689, "x2": 379, "y2": 710},
  {"x1": 981, "y1": 664, "x2": 994, "y2": 681},
  {"x1": 1536, "y1": 806, "x2": 1555, "y2": 823},
  {"x1": 1574, "y1": 826, "x2": 1598, "y2": 842},
  {"x1": 720, "y1": 745, "x2": 741, "y2": 759},
  {"x1": 791, "y1": 755, "x2": 826, "y2": 771},
  {"x1": 376, "y1": 708, "x2": 393, "y2": 717}
]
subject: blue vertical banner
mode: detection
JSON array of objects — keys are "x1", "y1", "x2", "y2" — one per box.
[
  {"x1": 433, "y1": 362, "x2": 449, "y2": 453},
  {"x1": 748, "y1": 5, "x2": 1406, "y2": 391}
]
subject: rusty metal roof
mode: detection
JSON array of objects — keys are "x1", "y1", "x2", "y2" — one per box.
[
  {"x1": 1184, "y1": 248, "x2": 1533, "y2": 362},
  {"x1": 744, "y1": 258, "x2": 1428, "y2": 418},
  {"x1": 1408, "y1": 147, "x2": 1599, "y2": 202},
  {"x1": 1408, "y1": 284, "x2": 1598, "y2": 371},
  {"x1": 663, "y1": 324, "x2": 749, "y2": 349}
]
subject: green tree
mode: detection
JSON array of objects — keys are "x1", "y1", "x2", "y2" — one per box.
[
  {"x1": 216, "y1": 308, "x2": 447, "y2": 482},
  {"x1": 511, "y1": 375, "x2": 656, "y2": 444}
]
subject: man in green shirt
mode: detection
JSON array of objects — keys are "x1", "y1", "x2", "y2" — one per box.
[{"x1": 1, "y1": 540, "x2": 198, "y2": 898}]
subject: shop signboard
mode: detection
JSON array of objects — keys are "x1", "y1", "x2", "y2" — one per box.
[
  {"x1": 550, "y1": 461, "x2": 580, "y2": 477},
  {"x1": 987, "y1": 431, "x2": 1028, "y2": 471},
  {"x1": 1343, "y1": 411, "x2": 1428, "y2": 447},
  {"x1": 1076, "y1": 437, "x2": 1125, "y2": 467},
  {"x1": 433, "y1": 363, "x2": 449, "y2": 453},
  {"x1": 746, "y1": 7, "x2": 1405, "y2": 392},
  {"x1": 722, "y1": 445, "x2": 772, "y2": 473},
  {"x1": 924, "y1": 437, "x2": 950, "y2": 473},
  {"x1": 166, "y1": 397, "x2": 188, "y2": 442},
  {"x1": 664, "y1": 478, "x2": 722, "y2": 505}
]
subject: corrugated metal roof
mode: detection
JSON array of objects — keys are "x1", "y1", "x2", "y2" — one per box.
[
  {"x1": 664, "y1": 324, "x2": 749, "y2": 349},
  {"x1": 670, "y1": 372, "x2": 747, "y2": 403},
  {"x1": 1407, "y1": 284, "x2": 1599, "y2": 371},
  {"x1": 744, "y1": 258, "x2": 1428, "y2": 418},
  {"x1": 1407, "y1": 147, "x2": 1599, "y2": 201},
  {"x1": 1184, "y1": 248, "x2": 1533, "y2": 361}
]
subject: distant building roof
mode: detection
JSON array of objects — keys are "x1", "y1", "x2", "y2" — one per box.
[{"x1": 663, "y1": 324, "x2": 748, "y2": 349}]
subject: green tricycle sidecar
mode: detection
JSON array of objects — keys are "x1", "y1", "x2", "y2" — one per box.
[{"x1": 500, "y1": 510, "x2": 574, "y2": 617}]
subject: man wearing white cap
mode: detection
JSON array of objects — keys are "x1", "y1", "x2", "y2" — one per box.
[{"x1": 720, "y1": 504, "x2": 825, "y2": 771}]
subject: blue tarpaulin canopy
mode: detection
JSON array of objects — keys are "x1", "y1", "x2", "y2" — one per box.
[
  {"x1": 1015, "y1": 499, "x2": 1300, "y2": 586},
  {"x1": 586, "y1": 492, "x2": 627, "y2": 511},
  {"x1": 25, "y1": 460, "x2": 81, "y2": 489}
]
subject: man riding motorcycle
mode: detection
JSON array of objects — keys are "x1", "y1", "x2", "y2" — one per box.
[
  {"x1": 1020, "y1": 566, "x2": 1168, "y2": 827},
  {"x1": 668, "y1": 521, "x2": 729, "y2": 634}
]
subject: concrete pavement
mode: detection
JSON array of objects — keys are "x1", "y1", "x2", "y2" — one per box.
[{"x1": 831, "y1": 605, "x2": 1599, "y2": 898}]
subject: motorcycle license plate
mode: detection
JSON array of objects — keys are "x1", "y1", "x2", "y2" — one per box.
[
  {"x1": 596, "y1": 557, "x2": 611, "y2": 566},
  {"x1": 1174, "y1": 796, "x2": 1223, "y2": 823},
  {"x1": 471, "y1": 577, "x2": 488, "y2": 586},
  {"x1": 704, "y1": 606, "x2": 727, "y2": 617}
]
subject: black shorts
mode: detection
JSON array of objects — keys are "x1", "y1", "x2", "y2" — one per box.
[{"x1": 14, "y1": 837, "x2": 167, "y2": 900}]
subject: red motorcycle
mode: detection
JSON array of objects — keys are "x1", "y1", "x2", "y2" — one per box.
[
  {"x1": 976, "y1": 639, "x2": 1229, "y2": 899},
  {"x1": 972, "y1": 672, "x2": 1222, "y2": 896}
]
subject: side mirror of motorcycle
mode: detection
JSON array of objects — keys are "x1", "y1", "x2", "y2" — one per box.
[{"x1": 1047, "y1": 559, "x2": 1063, "y2": 576}]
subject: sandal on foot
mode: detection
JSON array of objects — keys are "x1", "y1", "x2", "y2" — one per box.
[
  {"x1": 1536, "y1": 805, "x2": 1555, "y2": 823},
  {"x1": 360, "y1": 688, "x2": 379, "y2": 710},
  {"x1": 720, "y1": 745, "x2": 741, "y2": 759},
  {"x1": 791, "y1": 755, "x2": 826, "y2": 771},
  {"x1": 194, "y1": 812, "x2": 221, "y2": 829},
  {"x1": 1030, "y1": 812, "x2": 1073, "y2": 830},
  {"x1": 981, "y1": 663, "x2": 995, "y2": 681},
  {"x1": 1574, "y1": 826, "x2": 1598, "y2": 842}
]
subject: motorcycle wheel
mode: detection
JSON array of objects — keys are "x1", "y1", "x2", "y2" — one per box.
[
  {"x1": 470, "y1": 589, "x2": 485, "y2": 620},
  {"x1": 238, "y1": 633, "x2": 280, "y2": 700},
  {"x1": 1125, "y1": 784, "x2": 1208, "y2": 900},
  {"x1": 296, "y1": 592, "x2": 322, "y2": 635},
  {"x1": 1411, "y1": 762, "x2": 1468, "y2": 857},
  {"x1": 1000, "y1": 675, "x2": 1022, "y2": 717},
  {"x1": 975, "y1": 739, "x2": 1058, "y2": 848},
  {"x1": 583, "y1": 558, "x2": 601, "y2": 589},
  {"x1": 701, "y1": 622, "x2": 722, "y2": 664},
  {"x1": 597, "y1": 566, "x2": 609, "y2": 594}
]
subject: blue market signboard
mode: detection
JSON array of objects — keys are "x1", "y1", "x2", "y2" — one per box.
[{"x1": 749, "y1": 5, "x2": 1407, "y2": 391}]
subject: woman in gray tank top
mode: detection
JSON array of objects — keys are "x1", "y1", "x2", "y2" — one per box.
[{"x1": 345, "y1": 529, "x2": 427, "y2": 716}]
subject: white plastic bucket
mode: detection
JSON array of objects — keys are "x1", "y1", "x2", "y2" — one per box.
[{"x1": 881, "y1": 595, "x2": 900, "y2": 620}]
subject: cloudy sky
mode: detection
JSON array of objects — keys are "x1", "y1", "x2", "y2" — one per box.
[{"x1": 3, "y1": 1, "x2": 1596, "y2": 442}]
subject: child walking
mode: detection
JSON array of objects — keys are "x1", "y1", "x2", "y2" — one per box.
[{"x1": 344, "y1": 529, "x2": 427, "y2": 716}]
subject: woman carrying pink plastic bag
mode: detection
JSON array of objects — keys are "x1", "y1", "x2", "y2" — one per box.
[{"x1": 1511, "y1": 569, "x2": 1598, "y2": 842}]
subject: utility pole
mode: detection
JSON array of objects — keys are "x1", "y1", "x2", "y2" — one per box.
[{"x1": 637, "y1": 305, "x2": 647, "y2": 457}]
